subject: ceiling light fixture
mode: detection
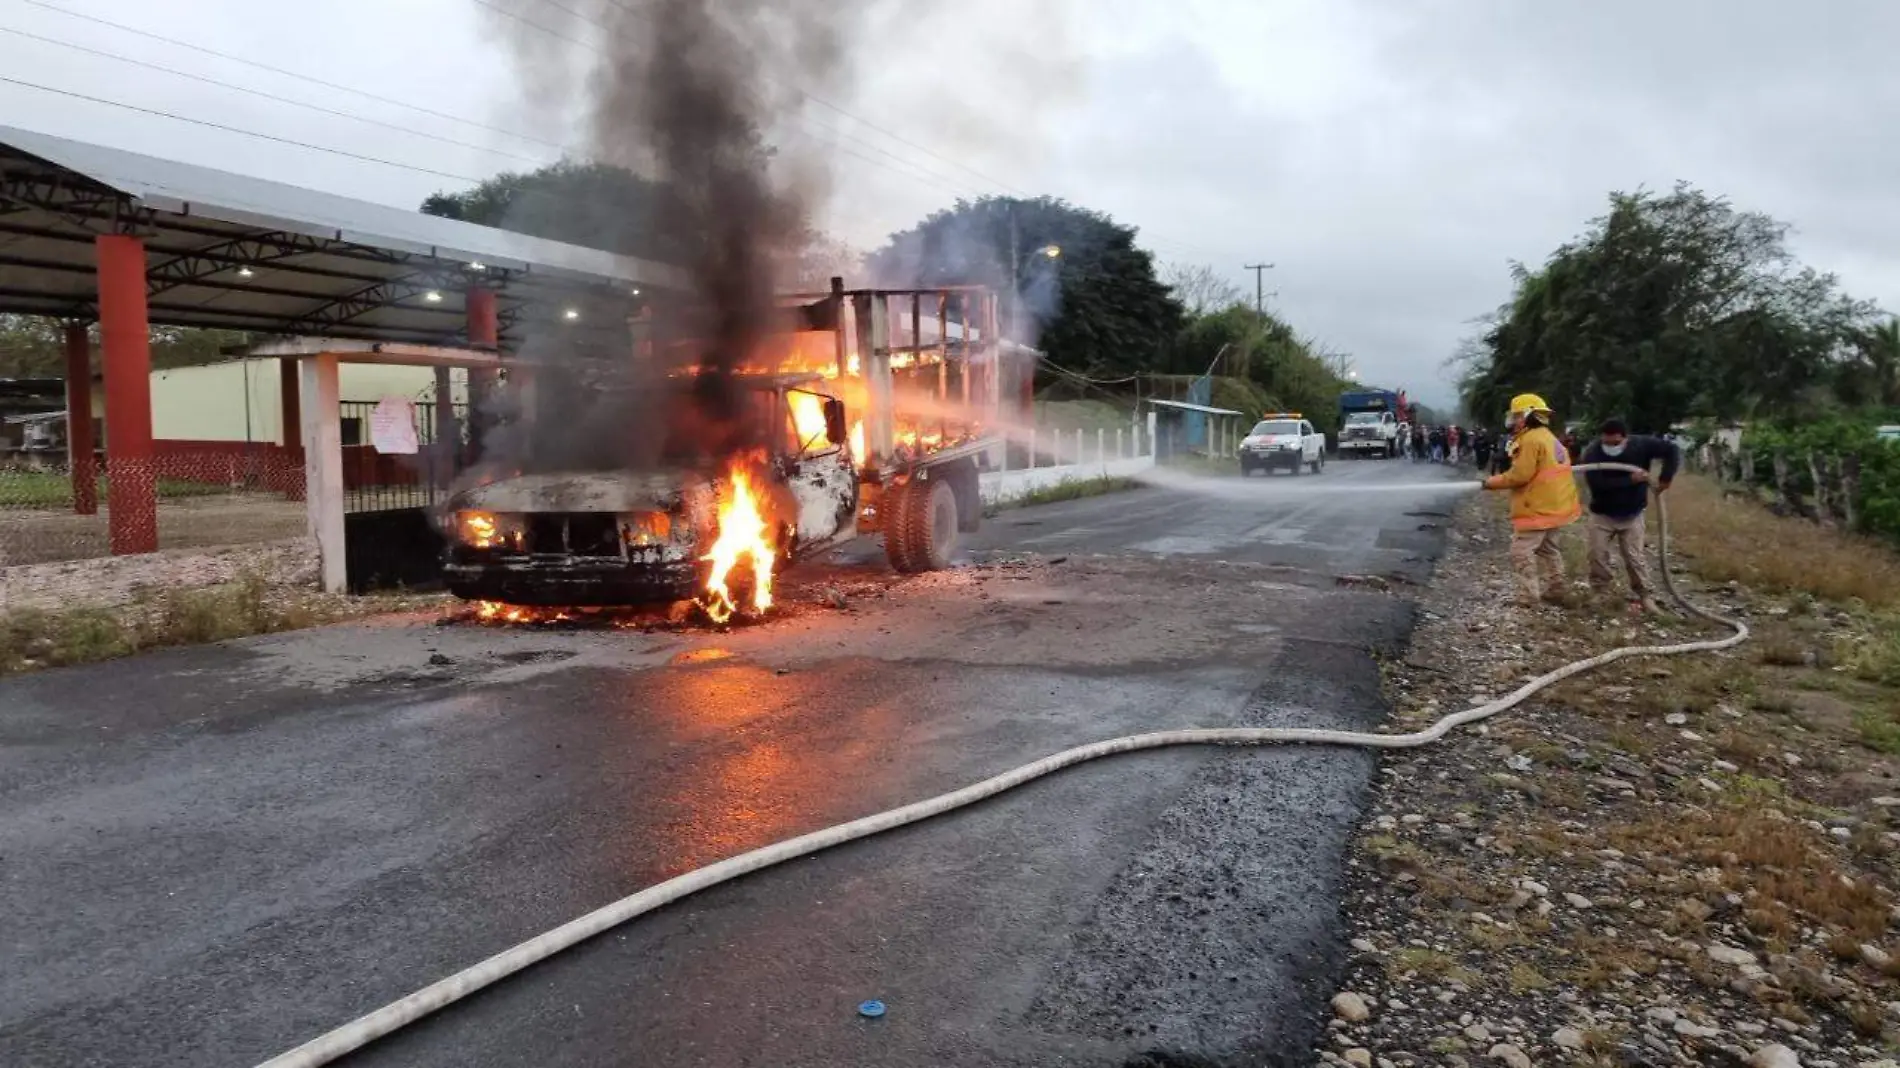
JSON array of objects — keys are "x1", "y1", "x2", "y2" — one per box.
[{"x1": 423, "y1": 290, "x2": 443, "y2": 303}]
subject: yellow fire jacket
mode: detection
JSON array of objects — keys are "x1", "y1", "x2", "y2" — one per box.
[{"x1": 1484, "y1": 425, "x2": 1581, "y2": 531}]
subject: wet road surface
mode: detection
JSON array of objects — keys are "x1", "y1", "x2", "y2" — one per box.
[{"x1": 1, "y1": 460, "x2": 1472, "y2": 1068}]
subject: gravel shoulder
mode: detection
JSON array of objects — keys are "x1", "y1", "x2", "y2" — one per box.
[{"x1": 1317, "y1": 480, "x2": 1900, "y2": 1068}]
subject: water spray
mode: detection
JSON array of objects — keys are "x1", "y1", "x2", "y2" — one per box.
[{"x1": 256, "y1": 464, "x2": 1737, "y2": 1068}]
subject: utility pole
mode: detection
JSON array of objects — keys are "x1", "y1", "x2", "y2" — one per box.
[
  {"x1": 1009, "y1": 203, "x2": 1020, "y2": 342},
  {"x1": 1243, "y1": 263, "x2": 1274, "y2": 315}
]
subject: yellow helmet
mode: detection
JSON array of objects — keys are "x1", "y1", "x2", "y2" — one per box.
[{"x1": 1508, "y1": 393, "x2": 1553, "y2": 416}]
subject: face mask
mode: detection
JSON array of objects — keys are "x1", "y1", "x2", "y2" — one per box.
[{"x1": 1601, "y1": 442, "x2": 1626, "y2": 457}]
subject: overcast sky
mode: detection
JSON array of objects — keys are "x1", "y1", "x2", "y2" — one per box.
[{"x1": 3, "y1": 0, "x2": 1896, "y2": 406}]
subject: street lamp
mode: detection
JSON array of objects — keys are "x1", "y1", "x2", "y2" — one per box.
[{"x1": 1009, "y1": 241, "x2": 1063, "y2": 343}]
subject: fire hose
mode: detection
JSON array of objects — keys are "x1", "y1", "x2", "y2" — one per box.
[{"x1": 256, "y1": 462, "x2": 1747, "y2": 1068}]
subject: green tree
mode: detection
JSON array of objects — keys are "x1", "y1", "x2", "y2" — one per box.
[
  {"x1": 0, "y1": 315, "x2": 253, "y2": 377},
  {"x1": 1837, "y1": 318, "x2": 1900, "y2": 409},
  {"x1": 1165, "y1": 302, "x2": 1354, "y2": 432},
  {"x1": 422, "y1": 160, "x2": 685, "y2": 262},
  {"x1": 1458, "y1": 184, "x2": 1875, "y2": 432},
  {"x1": 866, "y1": 196, "x2": 1184, "y2": 377}
]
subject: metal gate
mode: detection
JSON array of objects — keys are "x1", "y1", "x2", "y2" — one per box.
[
  {"x1": 339, "y1": 399, "x2": 468, "y2": 513},
  {"x1": 339, "y1": 398, "x2": 468, "y2": 591}
]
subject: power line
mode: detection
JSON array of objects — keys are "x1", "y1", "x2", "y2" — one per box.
[
  {"x1": 782, "y1": 124, "x2": 989, "y2": 203},
  {"x1": 471, "y1": 0, "x2": 592, "y2": 50},
  {"x1": 481, "y1": 0, "x2": 994, "y2": 202},
  {"x1": 16, "y1": 0, "x2": 1227, "y2": 266},
  {"x1": 0, "y1": 75, "x2": 490, "y2": 184},
  {"x1": 589, "y1": 0, "x2": 1039, "y2": 201},
  {"x1": 457, "y1": 0, "x2": 1233, "y2": 264},
  {"x1": 0, "y1": 24, "x2": 560, "y2": 170},
  {"x1": 15, "y1": 0, "x2": 981, "y2": 206},
  {"x1": 19, "y1": 0, "x2": 567, "y2": 152},
  {"x1": 1040, "y1": 356, "x2": 1139, "y2": 385}
]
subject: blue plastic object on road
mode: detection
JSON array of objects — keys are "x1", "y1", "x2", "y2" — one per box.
[{"x1": 858, "y1": 999, "x2": 886, "y2": 1018}]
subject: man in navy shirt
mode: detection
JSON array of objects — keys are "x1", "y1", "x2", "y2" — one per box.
[{"x1": 1580, "y1": 417, "x2": 1680, "y2": 611}]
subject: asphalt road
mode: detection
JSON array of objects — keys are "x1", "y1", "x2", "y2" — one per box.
[{"x1": 0, "y1": 458, "x2": 1473, "y2": 1068}]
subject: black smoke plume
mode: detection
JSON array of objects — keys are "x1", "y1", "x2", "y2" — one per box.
[{"x1": 480, "y1": 0, "x2": 863, "y2": 470}]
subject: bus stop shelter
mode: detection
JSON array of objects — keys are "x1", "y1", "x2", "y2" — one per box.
[
  {"x1": 1146, "y1": 398, "x2": 1247, "y2": 459},
  {"x1": 0, "y1": 125, "x2": 684, "y2": 584}
]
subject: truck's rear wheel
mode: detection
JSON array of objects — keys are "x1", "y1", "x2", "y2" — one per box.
[
  {"x1": 888, "y1": 478, "x2": 958, "y2": 573},
  {"x1": 882, "y1": 481, "x2": 920, "y2": 572}
]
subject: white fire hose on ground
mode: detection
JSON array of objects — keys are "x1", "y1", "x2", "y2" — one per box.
[{"x1": 257, "y1": 463, "x2": 1746, "y2": 1068}]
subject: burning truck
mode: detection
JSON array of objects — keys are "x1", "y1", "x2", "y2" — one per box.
[{"x1": 440, "y1": 282, "x2": 1023, "y2": 620}]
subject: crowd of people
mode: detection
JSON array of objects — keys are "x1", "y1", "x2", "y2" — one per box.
[{"x1": 1402, "y1": 422, "x2": 1507, "y2": 471}]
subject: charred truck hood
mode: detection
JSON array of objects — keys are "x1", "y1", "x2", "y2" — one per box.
[{"x1": 440, "y1": 469, "x2": 714, "y2": 607}]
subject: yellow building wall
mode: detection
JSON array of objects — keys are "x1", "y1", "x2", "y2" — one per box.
[{"x1": 139, "y1": 360, "x2": 466, "y2": 443}]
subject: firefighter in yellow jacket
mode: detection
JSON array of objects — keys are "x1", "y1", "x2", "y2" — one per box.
[{"x1": 1483, "y1": 393, "x2": 1582, "y2": 606}]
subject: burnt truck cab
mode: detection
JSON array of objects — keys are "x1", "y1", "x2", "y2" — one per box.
[
  {"x1": 441, "y1": 375, "x2": 858, "y2": 606},
  {"x1": 440, "y1": 283, "x2": 1017, "y2": 607}
]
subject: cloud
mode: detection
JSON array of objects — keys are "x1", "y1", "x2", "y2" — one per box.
[
  {"x1": 5, "y1": 0, "x2": 1897, "y2": 412},
  {"x1": 961, "y1": 0, "x2": 1900, "y2": 406}
]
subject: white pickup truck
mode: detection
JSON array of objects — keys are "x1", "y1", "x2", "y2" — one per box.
[
  {"x1": 1337, "y1": 409, "x2": 1401, "y2": 458},
  {"x1": 1239, "y1": 414, "x2": 1327, "y2": 476}
]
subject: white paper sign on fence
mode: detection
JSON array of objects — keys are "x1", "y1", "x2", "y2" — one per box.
[{"x1": 369, "y1": 396, "x2": 419, "y2": 455}]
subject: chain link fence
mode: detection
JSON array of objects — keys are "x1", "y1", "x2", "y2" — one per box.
[
  {"x1": 1, "y1": 447, "x2": 313, "y2": 612},
  {"x1": 2, "y1": 448, "x2": 306, "y2": 567}
]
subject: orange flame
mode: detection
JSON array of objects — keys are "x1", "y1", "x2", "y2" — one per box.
[
  {"x1": 787, "y1": 390, "x2": 828, "y2": 449},
  {"x1": 474, "y1": 600, "x2": 571, "y2": 624},
  {"x1": 698, "y1": 466, "x2": 776, "y2": 624}
]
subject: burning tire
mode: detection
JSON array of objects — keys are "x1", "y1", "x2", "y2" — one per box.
[{"x1": 886, "y1": 477, "x2": 958, "y2": 573}]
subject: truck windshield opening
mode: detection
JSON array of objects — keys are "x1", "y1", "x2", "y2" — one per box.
[
  {"x1": 1251, "y1": 420, "x2": 1301, "y2": 436},
  {"x1": 1343, "y1": 412, "x2": 1381, "y2": 425}
]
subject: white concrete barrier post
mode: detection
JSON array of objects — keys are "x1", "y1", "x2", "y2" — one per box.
[
  {"x1": 1147, "y1": 410, "x2": 1158, "y2": 457},
  {"x1": 1116, "y1": 427, "x2": 1125, "y2": 458},
  {"x1": 1075, "y1": 428, "x2": 1085, "y2": 468},
  {"x1": 299, "y1": 353, "x2": 346, "y2": 594},
  {"x1": 1029, "y1": 429, "x2": 1038, "y2": 469},
  {"x1": 1096, "y1": 427, "x2": 1105, "y2": 466}
]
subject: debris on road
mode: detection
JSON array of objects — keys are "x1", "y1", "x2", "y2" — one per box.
[{"x1": 1322, "y1": 483, "x2": 1900, "y2": 1067}]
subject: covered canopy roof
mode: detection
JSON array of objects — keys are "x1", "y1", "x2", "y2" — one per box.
[{"x1": 0, "y1": 125, "x2": 687, "y2": 349}]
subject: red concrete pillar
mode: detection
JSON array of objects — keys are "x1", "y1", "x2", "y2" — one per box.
[
  {"x1": 63, "y1": 321, "x2": 97, "y2": 515},
  {"x1": 465, "y1": 287, "x2": 498, "y2": 349},
  {"x1": 464, "y1": 287, "x2": 499, "y2": 464},
  {"x1": 278, "y1": 357, "x2": 304, "y2": 500},
  {"x1": 97, "y1": 234, "x2": 157, "y2": 554}
]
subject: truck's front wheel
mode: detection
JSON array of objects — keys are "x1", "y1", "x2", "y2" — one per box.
[{"x1": 886, "y1": 478, "x2": 959, "y2": 573}]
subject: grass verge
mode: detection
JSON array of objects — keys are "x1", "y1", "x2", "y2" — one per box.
[
  {"x1": 984, "y1": 475, "x2": 1141, "y2": 516},
  {"x1": 0, "y1": 574, "x2": 439, "y2": 676},
  {"x1": 1, "y1": 470, "x2": 234, "y2": 508},
  {"x1": 1336, "y1": 477, "x2": 1900, "y2": 1061},
  {"x1": 1664, "y1": 474, "x2": 1900, "y2": 607}
]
